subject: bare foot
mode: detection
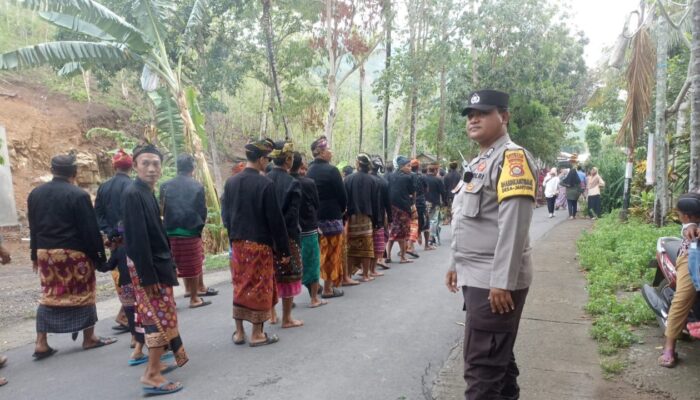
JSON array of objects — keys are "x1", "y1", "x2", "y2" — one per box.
[
  {"x1": 342, "y1": 278, "x2": 360, "y2": 286},
  {"x1": 140, "y1": 375, "x2": 178, "y2": 390},
  {"x1": 359, "y1": 276, "x2": 374, "y2": 282},
  {"x1": 270, "y1": 317, "x2": 279, "y2": 324},
  {"x1": 309, "y1": 299, "x2": 328, "y2": 308},
  {"x1": 371, "y1": 271, "x2": 384, "y2": 277},
  {"x1": 282, "y1": 319, "x2": 304, "y2": 329}
]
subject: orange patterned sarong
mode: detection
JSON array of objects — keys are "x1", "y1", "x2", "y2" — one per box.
[{"x1": 320, "y1": 233, "x2": 344, "y2": 287}]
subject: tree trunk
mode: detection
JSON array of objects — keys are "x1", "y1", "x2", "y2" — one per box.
[
  {"x1": 691, "y1": 0, "x2": 700, "y2": 192},
  {"x1": 409, "y1": 90, "x2": 417, "y2": 158},
  {"x1": 437, "y1": 65, "x2": 446, "y2": 162},
  {"x1": 654, "y1": 15, "x2": 669, "y2": 226},
  {"x1": 383, "y1": 0, "x2": 392, "y2": 162},
  {"x1": 207, "y1": 125, "x2": 223, "y2": 191},
  {"x1": 392, "y1": 99, "x2": 410, "y2": 159},
  {"x1": 408, "y1": 0, "x2": 418, "y2": 159},
  {"x1": 323, "y1": 0, "x2": 337, "y2": 147},
  {"x1": 261, "y1": 0, "x2": 291, "y2": 140},
  {"x1": 359, "y1": 63, "x2": 364, "y2": 153}
]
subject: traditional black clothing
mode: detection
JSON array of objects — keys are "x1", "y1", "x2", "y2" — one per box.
[
  {"x1": 267, "y1": 167, "x2": 303, "y2": 298},
  {"x1": 122, "y1": 177, "x2": 187, "y2": 366},
  {"x1": 292, "y1": 172, "x2": 322, "y2": 289},
  {"x1": 388, "y1": 171, "x2": 414, "y2": 240},
  {"x1": 344, "y1": 170, "x2": 377, "y2": 259},
  {"x1": 160, "y1": 174, "x2": 207, "y2": 278},
  {"x1": 222, "y1": 167, "x2": 289, "y2": 323},
  {"x1": 94, "y1": 172, "x2": 132, "y2": 239},
  {"x1": 28, "y1": 177, "x2": 106, "y2": 333}
]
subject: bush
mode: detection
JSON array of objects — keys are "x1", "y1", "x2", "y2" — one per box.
[{"x1": 577, "y1": 213, "x2": 679, "y2": 357}]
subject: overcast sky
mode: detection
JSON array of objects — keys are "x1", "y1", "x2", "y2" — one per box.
[{"x1": 568, "y1": 0, "x2": 641, "y2": 66}]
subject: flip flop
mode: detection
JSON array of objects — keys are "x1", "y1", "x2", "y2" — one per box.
[
  {"x1": 232, "y1": 331, "x2": 246, "y2": 345},
  {"x1": 309, "y1": 300, "x2": 328, "y2": 308},
  {"x1": 32, "y1": 347, "x2": 57, "y2": 360},
  {"x1": 160, "y1": 351, "x2": 174, "y2": 361},
  {"x1": 342, "y1": 280, "x2": 360, "y2": 286},
  {"x1": 128, "y1": 354, "x2": 148, "y2": 366},
  {"x1": 184, "y1": 287, "x2": 219, "y2": 298},
  {"x1": 321, "y1": 288, "x2": 344, "y2": 299},
  {"x1": 111, "y1": 324, "x2": 129, "y2": 333},
  {"x1": 83, "y1": 336, "x2": 117, "y2": 350},
  {"x1": 249, "y1": 333, "x2": 279, "y2": 348},
  {"x1": 189, "y1": 300, "x2": 212, "y2": 309},
  {"x1": 377, "y1": 263, "x2": 390, "y2": 270},
  {"x1": 658, "y1": 350, "x2": 678, "y2": 368},
  {"x1": 406, "y1": 251, "x2": 420, "y2": 258},
  {"x1": 142, "y1": 381, "x2": 183, "y2": 395},
  {"x1": 399, "y1": 258, "x2": 414, "y2": 264},
  {"x1": 384, "y1": 258, "x2": 393, "y2": 264}
]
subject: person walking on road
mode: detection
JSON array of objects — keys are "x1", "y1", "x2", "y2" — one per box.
[
  {"x1": 554, "y1": 169, "x2": 568, "y2": 211},
  {"x1": 543, "y1": 167, "x2": 559, "y2": 218},
  {"x1": 446, "y1": 89, "x2": 536, "y2": 400},
  {"x1": 386, "y1": 156, "x2": 415, "y2": 264},
  {"x1": 424, "y1": 163, "x2": 446, "y2": 246},
  {"x1": 122, "y1": 144, "x2": 188, "y2": 395},
  {"x1": 370, "y1": 155, "x2": 392, "y2": 273},
  {"x1": 344, "y1": 153, "x2": 379, "y2": 282},
  {"x1": 561, "y1": 158, "x2": 582, "y2": 219},
  {"x1": 222, "y1": 138, "x2": 289, "y2": 347},
  {"x1": 28, "y1": 154, "x2": 115, "y2": 360},
  {"x1": 307, "y1": 136, "x2": 353, "y2": 297},
  {"x1": 290, "y1": 152, "x2": 326, "y2": 308},
  {"x1": 160, "y1": 154, "x2": 211, "y2": 309},
  {"x1": 267, "y1": 141, "x2": 305, "y2": 328},
  {"x1": 586, "y1": 167, "x2": 605, "y2": 219}
]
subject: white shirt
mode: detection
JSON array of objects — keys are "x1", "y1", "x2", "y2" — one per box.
[{"x1": 543, "y1": 175, "x2": 559, "y2": 198}]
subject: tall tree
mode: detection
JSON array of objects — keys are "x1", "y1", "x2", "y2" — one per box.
[
  {"x1": 382, "y1": 0, "x2": 392, "y2": 162},
  {"x1": 654, "y1": 14, "x2": 669, "y2": 226},
  {"x1": 691, "y1": 0, "x2": 700, "y2": 192},
  {"x1": 261, "y1": 0, "x2": 291, "y2": 139}
]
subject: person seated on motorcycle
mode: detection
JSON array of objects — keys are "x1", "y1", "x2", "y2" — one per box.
[{"x1": 658, "y1": 192, "x2": 700, "y2": 368}]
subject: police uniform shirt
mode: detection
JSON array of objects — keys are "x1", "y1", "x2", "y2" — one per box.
[{"x1": 448, "y1": 134, "x2": 536, "y2": 291}]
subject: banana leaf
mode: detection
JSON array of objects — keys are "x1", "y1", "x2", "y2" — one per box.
[
  {"x1": 0, "y1": 41, "x2": 129, "y2": 70},
  {"x1": 148, "y1": 88, "x2": 185, "y2": 159}
]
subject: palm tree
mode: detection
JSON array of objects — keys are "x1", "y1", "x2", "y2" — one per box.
[{"x1": 0, "y1": 0, "x2": 220, "y2": 218}]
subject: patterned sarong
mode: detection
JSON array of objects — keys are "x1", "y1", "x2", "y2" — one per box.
[
  {"x1": 169, "y1": 236, "x2": 204, "y2": 278},
  {"x1": 230, "y1": 240, "x2": 278, "y2": 323},
  {"x1": 300, "y1": 231, "x2": 321, "y2": 287},
  {"x1": 320, "y1": 233, "x2": 344, "y2": 287},
  {"x1": 373, "y1": 228, "x2": 386, "y2": 258},
  {"x1": 347, "y1": 214, "x2": 374, "y2": 259},
  {"x1": 389, "y1": 207, "x2": 411, "y2": 241},
  {"x1": 127, "y1": 258, "x2": 188, "y2": 367},
  {"x1": 37, "y1": 249, "x2": 96, "y2": 307},
  {"x1": 409, "y1": 208, "x2": 419, "y2": 242},
  {"x1": 275, "y1": 239, "x2": 303, "y2": 298}
]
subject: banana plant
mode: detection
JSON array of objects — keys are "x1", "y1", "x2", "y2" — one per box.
[{"x1": 0, "y1": 0, "x2": 221, "y2": 220}]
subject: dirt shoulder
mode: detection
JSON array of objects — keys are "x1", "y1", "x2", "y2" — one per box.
[{"x1": 432, "y1": 219, "x2": 669, "y2": 400}]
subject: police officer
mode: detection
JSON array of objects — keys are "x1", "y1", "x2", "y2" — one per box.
[{"x1": 445, "y1": 89, "x2": 536, "y2": 400}]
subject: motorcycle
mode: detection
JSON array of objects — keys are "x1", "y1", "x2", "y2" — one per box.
[{"x1": 641, "y1": 236, "x2": 700, "y2": 330}]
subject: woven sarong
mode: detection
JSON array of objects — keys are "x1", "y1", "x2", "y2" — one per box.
[
  {"x1": 36, "y1": 304, "x2": 97, "y2": 333},
  {"x1": 230, "y1": 240, "x2": 277, "y2": 323},
  {"x1": 373, "y1": 228, "x2": 386, "y2": 258},
  {"x1": 409, "y1": 207, "x2": 419, "y2": 242},
  {"x1": 127, "y1": 258, "x2": 188, "y2": 367},
  {"x1": 37, "y1": 249, "x2": 96, "y2": 307},
  {"x1": 300, "y1": 231, "x2": 321, "y2": 287},
  {"x1": 347, "y1": 214, "x2": 374, "y2": 259},
  {"x1": 169, "y1": 236, "x2": 204, "y2": 278},
  {"x1": 320, "y1": 233, "x2": 344, "y2": 287},
  {"x1": 389, "y1": 207, "x2": 411, "y2": 241},
  {"x1": 275, "y1": 239, "x2": 303, "y2": 298}
]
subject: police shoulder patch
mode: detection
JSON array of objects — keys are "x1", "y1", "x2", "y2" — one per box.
[{"x1": 497, "y1": 149, "x2": 536, "y2": 203}]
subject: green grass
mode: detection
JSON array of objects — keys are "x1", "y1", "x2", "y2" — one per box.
[
  {"x1": 204, "y1": 252, "x2": 230, "y2": 272},
  {"x1": 577, "y1": 213, "x2": 679, "y2": 366},
  {"x1": 600, "y1": 357, "x2": 627, "y2": 379}
]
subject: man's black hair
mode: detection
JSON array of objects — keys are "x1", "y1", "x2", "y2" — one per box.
[
  {"x1": 176, "y1": 153, "x2": 196, "y2": 174},
  {"x1": 291, "y1": 152, "x2": 303, "y2": 172}
]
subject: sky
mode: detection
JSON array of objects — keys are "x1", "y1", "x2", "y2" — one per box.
[{"x1": 567, "y1": 0, "x2": 641, "y2": 67}]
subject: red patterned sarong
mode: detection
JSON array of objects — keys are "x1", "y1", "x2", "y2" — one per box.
[
  {"x1": 169, "y1": 236, "x2": 204, "y2": 278},
  {"x1": 231, "y1": 240, "x2": 278, "y2": 323},
  {"x1": 127, "y1": 258, "x2": 188, "y2": 367},
  {"x1": 275, "y1": 240, "x2": 302, "y2": 298},
  {"x1": 38, "y1": 249, "x2": 96, "y2": 307},
  {"x1": 389, "y1": 206, "x2": 411, "y2": 241},
  {"x1": 373, "y1": 228, "x2": 386, "y2": 258}
]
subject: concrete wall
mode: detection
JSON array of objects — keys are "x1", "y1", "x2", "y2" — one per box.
[{"x1": 0, "y1": 125, "x2": 18, "y2": 226}]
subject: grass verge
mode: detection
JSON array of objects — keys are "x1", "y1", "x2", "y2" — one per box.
[
  {"x1": 577, "y1": 213, "x2": 679, "y2": 374},
  {"x1": 204, "y1": 252, "x2": 230, "y2": 272}
]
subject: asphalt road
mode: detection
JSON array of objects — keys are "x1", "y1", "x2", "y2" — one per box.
[{"x1": 0, "y1": 206, "x2": 564, "y2": 399}]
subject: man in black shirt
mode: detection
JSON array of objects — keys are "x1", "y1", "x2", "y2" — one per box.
[
  {"x1": 222, "y1": 138, "x2": 289, "y2": 347},
  {"x1": 290, "y1": 152, "x2": 326, "y2": 308},
  {"x1": 28, "y1": 154, "x2": 114, "y2": 360},
  {"x1": 122, "y1": 144, "x2": 187, "y2": 395},
  {"x1": 307, "y1": 136, "x2": 352, "y2": 297},
  {"x1": 387, "y1": 156, "x2": 415, "y2": 264},
  {"x1": 160, "y1": 154, "x2": 211, "y2": 309},
  {"x1": 443, "y1": 161, "x2": 461, "y2": 225},
  {"x1": 94, "y1": 149, "x2": 133, "y2": 333},
  {"x1": 424, "y1": 163, "x2": 446, "y2": 246},
  {"x1": 370, "y1": 156, "x2": 392, "y2": 273},
  {"x1": 268, "y1": 141, "x2": 304, "y2": 329},
  {"x1": 344, "y1": 154, "x2": 378, "y2": 282},
  {"x1": 411, "y1": 159, "x2": 431, "y2": 252}
]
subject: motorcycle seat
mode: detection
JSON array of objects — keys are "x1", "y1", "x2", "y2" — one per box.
[{"x1": 661, "y1": 237, "x2": 682, "y2": 267}]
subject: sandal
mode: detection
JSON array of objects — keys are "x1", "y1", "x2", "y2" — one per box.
[
  {"x1": 657, "y1": 349, "x2": 678, "y2": 368},
  {"x1": 83, "y1": 336, "x2": 117, "y2": 350},
  {"x1": 32, "y1": 347, "x2": 57, "y2": 360},
  {"x1": 128, "y1": 354, "x2": 148, "y2": 366},
  {"x1": 232, "y1": 331, "x2": 246, "y2": 345},
  {"x1": 185, "y1": 287, "x2": 219, "y2": 297},
  {"x1": 321, "y1": 288, "x2": 344, "y2": 299},
  {"x1": 189, "y1": 300, "x2": 212, "y2": 309},
  {"x1": 142, "y1": 381, "x2": 183, "y2": 395},
  {"x1": 249, "y1": 333, "x2": 279, "y2": 347}
]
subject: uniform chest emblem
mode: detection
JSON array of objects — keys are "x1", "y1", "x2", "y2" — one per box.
[
  {"x1": 466, "y1": 183, "x2": 474, "y2": 191},
  {"x1": 470, "y1": 94, "x2": 480, "y2": 104},
  {"x1": 477, "y1": 162, "x2": 486, "y2": 172}
]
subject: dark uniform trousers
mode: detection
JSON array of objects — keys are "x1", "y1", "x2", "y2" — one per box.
[{"x1": 462, "y1": 286, "x2": 529, "y2": 400}]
